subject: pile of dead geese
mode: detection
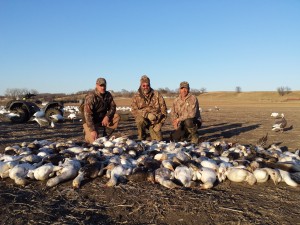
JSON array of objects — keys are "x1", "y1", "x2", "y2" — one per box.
[{"x1": 1, "y1": 137, "x2": 300, "y2": 189}]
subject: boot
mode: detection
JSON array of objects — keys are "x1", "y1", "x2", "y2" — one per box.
[
  {"x1": 149, "y1": 126, "x2": 162, "y2": 141},
  {"x1": 136, "y1": 116, "x2": 148, "y2": 141},
  {"x1": 185, "y1": 119, "x2": 199, "y2": 144}
]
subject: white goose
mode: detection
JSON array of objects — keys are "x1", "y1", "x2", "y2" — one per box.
[
  {"x1": 279, "y1": 169, "x2": 299, "y2": 187},
  {"x1": 27, "y1": 163, "x2": 62, "y2": 181},
  {"x1": 155, "y1": 167, "x2": 179, "y2": 189},
  {"x1": 174, "y1": 165, "x2": 193, "y2": 187},
  {"x1": 9, "y1": 163, "x2": 36, "y2": 186},
  {"x1": 225, "y1": 167, "x2": 257, "y2": 185},
  {"x1": 253, "y1": 168, "x2": 281, "y2": 185},
  {"x1": 0, "y1": 160, "x2": 19, "y2": 178},
  {"x1": 46, "y1": 159, "x2": 81, "y2": 187},
  {"x1": 105, "y1": 163, "x2": 132, "y2": 187},
  {"x1": 198, "y1": 167, "x2": 218, "y2": 189}
]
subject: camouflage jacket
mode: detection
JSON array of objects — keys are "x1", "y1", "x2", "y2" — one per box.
[
  {"x1": 83, "y1": 89, "x2": 116, "y2": 132},
  {"x1": 171, "y1": 93, "x2": 201, "y2": 122},
  {"x1": 131, "y1": 88, "x2": 167, "y2": 124}
]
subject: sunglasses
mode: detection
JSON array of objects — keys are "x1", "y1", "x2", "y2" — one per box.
[{"x1": 142, "y1": 84, "x2": 150, "y2": 88}]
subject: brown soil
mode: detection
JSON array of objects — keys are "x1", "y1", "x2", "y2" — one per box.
[{"x1": 0, "y1": 102, "x2": 300, "y2": 225}]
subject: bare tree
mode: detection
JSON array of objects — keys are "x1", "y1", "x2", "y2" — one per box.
[
  {"x1": 235, "y1": 86, "x2": 242, "y2": 93},
  {"x1": 277, "y1": 86, "x2": 292, "y2": 96},
  {"x1": 200, "y1": 88, "x2": 207, "y2": 94}
]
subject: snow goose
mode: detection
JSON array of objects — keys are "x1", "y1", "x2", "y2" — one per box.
[
  {"x1": 225, "y1": 167, "x2": 257, "y2": 185},
  {"x1": 155, "y1": 167, "x2": 179, "y2": 189},
  {"x1": 73, "y1": 160, "x2": 105, "y2": 189},
  {"x1": 0, "y1": 160, "x2": 19, "y2": 178},
  {"x1": 256, "y1": 133, "x2": 268, "y2": 147},
  {"x1": 9, "y1": 163, "x2": 36, "y2": 186},
  {"x1": 105, "y1": 163, "x2": 132, "y2": 187},
  {"x1": 46, "y1": 158, "x2": 81, "y2": 187},
  {"x1": 279, "y1": 169, "x2": 299, "y2": 187},
  {"x1": 198, "y1": 167, "x2": 218, "y2": 189},
  {"x1": 174, "y1": 165, "x2": 193, "y2": 187},
  {"x1": 253, "y1": 168, "x2": 281, "y2": 184},
  {"x1": 27, "y1": 163, "x2": 62, "y2": 181}
]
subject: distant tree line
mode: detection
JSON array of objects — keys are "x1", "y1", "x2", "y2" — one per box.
[
  {"x1": 4, "y1": 86, "x2": 292, "y2": 101},
  {"x1": 74, "y1": 87, "x2": 207, "y2": 98},
  {"x1": 4, "y1": 88, "x2": 39, "y2": 99}
]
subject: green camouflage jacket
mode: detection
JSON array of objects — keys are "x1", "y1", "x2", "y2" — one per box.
[
  {"x1": 171, "y1": 93, "x2": 201, "y2": 122},
  {"x1": 83, "y1": 89, "x2": 116, "y2": 132},
  {"x1": 131, "y1": 88, "x2": 167, "y2": 124}
]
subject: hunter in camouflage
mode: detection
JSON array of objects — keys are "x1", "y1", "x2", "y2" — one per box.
[
  {"x1": 82, "y1": 77, "x2": 120, "y2": 143},
  {"x1": 131, "y1": 75, "x2": 167, "y2": 141},
  {"x1": 170, "y1": 81, "x2": 202, "y2": 144}
]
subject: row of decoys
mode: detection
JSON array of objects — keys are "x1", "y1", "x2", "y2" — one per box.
[{"x1": 1, "y1": 136, "x2": 300, "y2": 189}]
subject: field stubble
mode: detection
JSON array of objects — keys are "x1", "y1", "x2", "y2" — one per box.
[{"x1": 0, "y1": 99, "x2": 300, "y2": 225}]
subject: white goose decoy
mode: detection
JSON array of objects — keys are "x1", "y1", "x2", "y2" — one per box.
[
  {"x1": 270, "y1": 112, "x2": 280, "y2": 118},
  {"x1": 32, "y1": 117, "x2": 50, "y2": 127},
  {"x1": 253, "y1": 168, "x2": 281, "y2": 185},
  {"x1": 46, "y1": 159, "x2": 81, "y2": 187},
  {"x1": 49, "y1": 114, "x2": 64, "y2": 122},
  {"x1": 6, "y1": 112, "x2": 20, "y2": 119},
  {"x1": 225, "y1": 167, "x2": 257, "y2": 185},
  {"x1": 67, "y1": 113, "x2": 77, "y2": 122},
  {"x1": 272, "y1": 113, "x2": 287, "y2": 132},
  {"x1": 33, "y1": 110, "x2": 45, "y2": 118}
]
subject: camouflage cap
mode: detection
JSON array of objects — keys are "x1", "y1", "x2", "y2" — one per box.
[
  {"x1": 96, "y1": 78, "x2": 107, "y2": 86},
  {"x1": 140, "y1": 75, "x2": 150, "y2": 85},
  {"x1": 180, "y1": 81, "x2": 190, "y2": 89}
]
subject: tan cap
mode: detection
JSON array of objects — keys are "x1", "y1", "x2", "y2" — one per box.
[
  {"x1": 180, "y1": 81, "x2": 189, "y2": 89},
  {"x1": 140, "y1": 75, "x2": 150, "y2": 85},
  {"x1": 96, "y1": 78, "x2": 106, "y2": 86}
]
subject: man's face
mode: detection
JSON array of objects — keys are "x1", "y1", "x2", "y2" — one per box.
[
  {"x1": 179, "y1": 87, "x2": 189, "y2": 98},
  {"x1": 96, "y1": 83, "x2": 106, "y2": 94},
  {"x1": 141, "y1": 82, "x2": 150, "y2": 94}
]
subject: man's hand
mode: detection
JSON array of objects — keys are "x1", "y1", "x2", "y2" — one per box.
[
  {"x1": 102, "y1": 116, "x2": 110, "y2": 127},
  {"x1": 147, "y1": 113, "x2": 157, "y2": 121},
  {"x1": 91, "y1": 131, "x2": 98, "y2": 141},
  {"x1": 147, "y1": 113, "x2": 157, "y2": 123},
  {"x1": 173, "y1": 119, "x2": 179, "y2": 129}
]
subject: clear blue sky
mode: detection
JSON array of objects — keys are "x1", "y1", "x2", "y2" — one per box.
[{"x1": 0, "y1": 0, "x2": 299, "y2": 95}]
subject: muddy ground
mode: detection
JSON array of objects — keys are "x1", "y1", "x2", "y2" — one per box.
[{"x1": 0, "y1": 105, "x2": 299, "y2": 225}]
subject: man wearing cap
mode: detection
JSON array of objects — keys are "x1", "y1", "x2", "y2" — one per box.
[
  {"x1": 170, "y1": 81, "x2": 202, "y2": 144},
  {"x1": 131, "y1": 75, "x2": 167, "y2": 141},
  {"x1": 82, "y1": 77, "x2": 120, "y2": 144}
]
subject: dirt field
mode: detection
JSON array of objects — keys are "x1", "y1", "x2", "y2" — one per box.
[{"x1": 0, "y1": 97, "x2": 300, "y2": 225}]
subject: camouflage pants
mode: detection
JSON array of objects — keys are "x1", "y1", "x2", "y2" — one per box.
[
  {"x1": 170, "y1": 118, "x2": 200, "y2": 144},
  {"x1": 135, "y1": 115, "x2": 163, "y2": 141},
  {"x1": 83, "y1": 113, "x2": 120, "y2": 144}
]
